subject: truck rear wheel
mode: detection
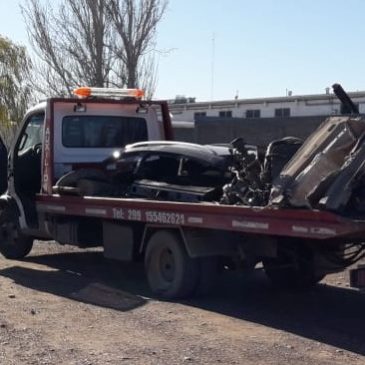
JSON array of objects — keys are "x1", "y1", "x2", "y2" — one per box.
[
  {"x1": 0, "y1": 221, "x2": 33, "y2": 259},
  {"x1": 144, "y1": 230, "x2": 199, "y2": 299}
]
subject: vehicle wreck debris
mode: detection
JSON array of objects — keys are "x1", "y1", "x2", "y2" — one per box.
[
  {"x1": 270, "y1": 115, "x2": 365, "y2": 210},
  {"x1": 220, "y1": 136, "x2": 303, "y2": 206},
  {"x1": 54, "y1": 83, "x2": 365, "y2": 217},
  {"x1": 270, "y1": 84, "x2": 365, "y2": 213}
]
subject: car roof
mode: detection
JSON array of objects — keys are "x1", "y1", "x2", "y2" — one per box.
[{"x1": 123, "y1": 141, "x2": 230, "y2": 168}]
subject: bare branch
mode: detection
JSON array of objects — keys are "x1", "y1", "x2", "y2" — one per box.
[
  {"x1": 107, "y1": 0, "x2": 168, "y2": 91},
  {"x1": 22, "y1": 0, "x2": 168, "y2": 98}
]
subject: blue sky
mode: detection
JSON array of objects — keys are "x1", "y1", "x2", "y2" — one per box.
[{"x1": 1, "y1": 0, "x2": 365, "y2": 101}]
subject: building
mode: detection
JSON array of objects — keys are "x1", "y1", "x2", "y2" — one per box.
[{"x1": 169, "y1": 90, "x2": 365, "y2": 123}]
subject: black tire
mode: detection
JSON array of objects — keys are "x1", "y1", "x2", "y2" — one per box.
[
  {"x1": 263, "y1": 244, "x2": 325, "y2": 289},
  {"x1": 0, "y1": 221, "x2": 33, "y2": 259},
  {"x1": 144, "y1": 230, "x2": 199, "y2": 299}
]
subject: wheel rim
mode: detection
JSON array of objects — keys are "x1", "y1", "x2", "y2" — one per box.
[{"x1": 159, "y1": 248, "x2": 175, "y2": 282}]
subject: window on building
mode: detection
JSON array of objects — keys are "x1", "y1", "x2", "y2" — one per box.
[
  {"x1": 275, "y1": 108, "x2": 291, "y2": 118},
  {"x1": 246, "y1": 109, "x2": 261, "y2": 118},
  {"x1": 194, "y1": 112, "x2": 207, "y2": 119},
  {"x1": 340, "y1": 103, "x2": 359, "y2": 115},
  {"x1": 219, "y1": 110, "x2": 232, "y2": 118}
]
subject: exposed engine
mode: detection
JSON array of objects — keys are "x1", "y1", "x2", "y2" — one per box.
[{"x1": 220, "y1": 136, "x2": 302, "y2": 206}]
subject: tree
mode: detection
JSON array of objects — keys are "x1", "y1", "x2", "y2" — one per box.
[
  {"x1": 22, "y1": 0, "x2": 117, "y2": 96},
  {"x1": 108, "y1": 0, "x2": 168, "y2": 93},
  {"x1": 22, "y1": 0, "x2": 168, "y2": 97},
  {"x1": 0, "y1": 35, "x2": 32, "y2": 124}
]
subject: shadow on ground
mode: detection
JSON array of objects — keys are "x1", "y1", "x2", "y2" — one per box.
[
  {"x1": 0, "y1": 250, "x2": 147, "y2": 311},
  {"x1": 0, "y1": 249, "x2": 364, "y2": 355}
]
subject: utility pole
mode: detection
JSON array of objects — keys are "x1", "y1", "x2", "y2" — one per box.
[{"x1": 211, "y1": 33, "x2": 216, "y2": 102}]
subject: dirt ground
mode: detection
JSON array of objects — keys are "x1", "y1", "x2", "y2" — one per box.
[{"x1": 0, "y1": 241, "x2": 364, "y2": 365}]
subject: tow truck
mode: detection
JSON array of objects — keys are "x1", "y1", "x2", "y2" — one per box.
[{"x1": 1, "y1": 86, "x2": 365, "y2": 299}]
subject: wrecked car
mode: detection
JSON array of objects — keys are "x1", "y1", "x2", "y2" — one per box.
[
  {"x1": 54, "y1": 135, "x2": 300, "y2": 207},
  {"x1": 55, "y1": 83, "x2": 365, "y2": 216},
  {"x1": 110, "y1": 141, "x2": 233, "y2": 202},
  {"x1": 55, "y1": 141, "x2": 235, "y2": 203}
]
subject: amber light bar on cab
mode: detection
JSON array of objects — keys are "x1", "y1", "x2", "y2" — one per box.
[{"x1": 73, "y1": 87, "x2": 145, "y2": 99}]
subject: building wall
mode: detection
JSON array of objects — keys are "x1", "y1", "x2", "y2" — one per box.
[
  {"x1": 169, "y1": 93, "x2": 365, "y2": 122},
  {"x1": 172, "y1": 124, "x2": 195, "y2": 142},
  {"x1": 173, "y1": 116, "x2": 327, "y2": 146}
]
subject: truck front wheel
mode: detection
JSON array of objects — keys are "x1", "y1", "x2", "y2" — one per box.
[
  {"x1": 144, "y1": 230, "x2": 199, "y2": 299},
  {"x1": 0, "y1": 221, "x2": 33, "y2": 259}
]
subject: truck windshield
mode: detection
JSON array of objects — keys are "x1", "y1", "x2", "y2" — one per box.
[
  {"x1": 62, "y1": 115, "x2": 148, "y2": 148},
  {"x1": 18, "y1": 113, "x2": 45, "y2": 153}
]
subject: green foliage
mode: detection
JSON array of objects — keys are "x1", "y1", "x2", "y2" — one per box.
[{"x1": 0, "y1": 35, "x2": 32, "y2": 126}]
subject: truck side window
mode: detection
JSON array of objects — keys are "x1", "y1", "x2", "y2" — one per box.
[{"x1": 17, "y1": 113, "x2": 45, "y2": 155}]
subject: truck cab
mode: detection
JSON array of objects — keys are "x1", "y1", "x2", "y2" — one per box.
[{"x1": 0, "y1": 87, "x2": 173, "y2": 254}]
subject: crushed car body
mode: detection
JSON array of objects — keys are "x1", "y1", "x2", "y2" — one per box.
[
  {"x1": 270, "y1": 84, "x2": 365, "y2": 214},
  {"x1": 269, "y1": 115, "x2": 365, "y2": 209}
]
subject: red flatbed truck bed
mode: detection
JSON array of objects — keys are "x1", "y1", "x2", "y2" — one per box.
[
  {"x1": 36, "y1": 194, "x2": 365, "y2": 297},
  {"x1": 36, "y1": 194, "x2": 365, "y2": 242}
]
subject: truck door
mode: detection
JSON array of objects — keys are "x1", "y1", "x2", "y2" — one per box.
[
  {"x1": 12, "y1": 112, "x2": 45, "y2": 227},
  {"x1": 0, "y1": 136, "x2": 7, "y2": 195}
]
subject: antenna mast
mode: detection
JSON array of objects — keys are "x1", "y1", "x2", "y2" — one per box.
[{"x1": 211, "y1": 33, "x2": 216, "y2": 101}]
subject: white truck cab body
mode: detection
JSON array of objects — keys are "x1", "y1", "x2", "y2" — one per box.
[
  {"x1": 52, "y1": 100, "x2": 162, "y2": 178},
  {"x1": 2, "y1": 91, "x2": 173, "y2": 235}
]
